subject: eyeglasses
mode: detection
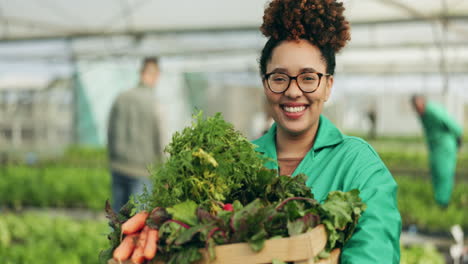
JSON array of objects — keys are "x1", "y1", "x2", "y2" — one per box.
[{"x1": 264, "y1": 72, "x2": 331, "y2": 94}]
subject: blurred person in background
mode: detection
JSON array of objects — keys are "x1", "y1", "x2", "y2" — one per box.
[
  {"x1": 107, "y1": 57, "x2": 163, "y2": 212},
  {"x1": 366, "y1": 107, "x2": 377, "y2": 140},
  {"x1": 253, "y1": 0, "x2": 401, "y2": 262},
  {"x1": 411, "y1": 95, "x2": 463, "y2": 207}
]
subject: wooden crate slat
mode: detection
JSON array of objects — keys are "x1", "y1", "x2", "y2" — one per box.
[
  {"x1": 205, "y1": 224, "x2": 326, "y2": 264},
  {"x1": 108, "y1": 225, "x2": 336, "y2": 264}
]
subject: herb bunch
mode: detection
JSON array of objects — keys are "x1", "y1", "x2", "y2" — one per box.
[{"x1": 139, "y1": 111, "x2": 279, "y2": 211}]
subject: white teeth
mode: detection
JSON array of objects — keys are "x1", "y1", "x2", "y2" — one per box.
[{"x1": 283, "y1": 106, "x2": 306, "y2": 113}]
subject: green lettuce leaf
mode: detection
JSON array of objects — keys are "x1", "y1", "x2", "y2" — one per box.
[
  {"x1": 167, "y1": 200, "x2": 199, "y2": 227},
  {"x1": 320, "y1": 189, "x2": 366, "y2": 250}
]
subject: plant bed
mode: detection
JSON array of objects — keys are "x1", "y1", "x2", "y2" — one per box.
[
  {"x1": 0, "y1": 212, "x2": 107, "y2": 264},
  {"x1": 0, "y1": 165, "x2": 109, "y2": 210},
  {"x1": 107, "y1": 224, "x2": 340, "y2": 264},
  {"x1": 396, "y1": 175, "x2": 468, "y2": 233}
]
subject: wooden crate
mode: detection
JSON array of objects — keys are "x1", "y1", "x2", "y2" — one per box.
[{"x1": 108, "y1": 224, "x2": 340, "y2": 264}]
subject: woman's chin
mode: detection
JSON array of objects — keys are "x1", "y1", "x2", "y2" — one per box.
[
  {"x1": 275, "y1": 114, "x2": 319, "y2": 137},
  {"x1": 279, "y1": 123, "x2": 309, "y2": 136}
]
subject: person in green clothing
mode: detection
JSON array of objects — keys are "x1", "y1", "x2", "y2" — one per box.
[
  {"x1": 253, "y1": 0, "x2": 401, "y2": 263},
  {"x1": 411, "y1": 95, "x2": 463, "y2": 207}
]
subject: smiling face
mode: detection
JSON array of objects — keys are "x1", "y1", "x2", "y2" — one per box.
[{"x1": 263, "y1": 39, "x2": 333, "y2": 137}]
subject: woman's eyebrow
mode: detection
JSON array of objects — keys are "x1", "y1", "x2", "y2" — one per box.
[
  {"x1": 269, "y1": 67, "x2": 288, "y2": 73},
  {"x1": 300, "y1": 67, "x2": 318, "y2": 73},
  {"x1": 268, "y1": 67, "x2": 320, "y2": 74}
]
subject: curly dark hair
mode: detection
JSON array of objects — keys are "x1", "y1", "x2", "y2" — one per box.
[{"x1": 259, "y1": 0, "x2": 350, "y2": 76}]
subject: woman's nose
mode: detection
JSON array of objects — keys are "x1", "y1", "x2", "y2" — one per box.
[{"x1": 284, "y1": 78, "x2": 303, "y2": 99}]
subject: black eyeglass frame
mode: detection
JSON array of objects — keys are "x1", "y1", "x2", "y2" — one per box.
[{"x1": 263, "y1": 72, "x2": 332, "y2": 94}]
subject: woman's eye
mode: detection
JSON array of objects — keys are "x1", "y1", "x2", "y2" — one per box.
[
  {"x1": 272, "y1": 75, "x2": 288, "y2": 82},
  {"x1": 301, "y1": 75, "x2": 318, "y2": 81},
  {"x1": 274, "y1": 78, "x2": 287, "y2": 82}
]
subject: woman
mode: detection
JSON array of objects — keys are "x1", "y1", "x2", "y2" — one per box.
[{"x1": 253, "y1": 0, "x2": 401, "y2": 263}]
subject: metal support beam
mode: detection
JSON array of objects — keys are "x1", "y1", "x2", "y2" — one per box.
[
  {"x1": 0, "y1": 16, "x2": 76, "y2": 32},
  {"x1": 1, "y1": 15, "x2": 468, "y2": 43},
  {"x1": 3, "y1": 39, "x2": 468, "y2": 62}
]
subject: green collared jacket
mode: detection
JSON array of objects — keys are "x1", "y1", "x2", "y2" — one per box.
[{"x1": 252, "y1": 115, "x2": 401, "y2": 264}]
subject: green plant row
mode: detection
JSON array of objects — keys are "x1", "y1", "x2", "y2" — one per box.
[
  {"x1": 60, "y1": 146, "x2": 106, "y2": 163},
  {"x1": 39, "y1": 146, "x2": 108, "y2": 168},
  {"x1": 0, "y1": 212, "x2": 107, "y2": 264},
  {"x1": 396, "y1": 175, "x2": 468, "y2": 232},
  {"x1": 381, "y1": 151, "x2": 468, "y2": 171},
  {"x1": 0, "y1": 165, "x2": 110, "y2": 210},
  {"x1": 349, "y1": 132, "x2": 467, "y2": 144},
  {"x1": 2, "y1": 146, "x2": 108, "y2": 168},
  {"x1": 1, "y1": 165, "x2": 466, "y2": 234},
  {"x1": 400, "y1": 244, "x2": 445, "y2": 264}
]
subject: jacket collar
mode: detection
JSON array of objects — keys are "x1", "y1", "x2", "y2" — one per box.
[
  {"x1": 312, "y1": 115, "x2": 344, "y2": 151},
  {"x1": 254, "y1": 115, "x2": 344, "y2": 157}
]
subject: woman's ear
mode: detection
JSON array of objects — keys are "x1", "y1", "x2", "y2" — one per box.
[
  {"x1": 262, "y1": 78, "x2": 269, "y2": 92},
  {"x1": 324, "y1": 75, "x2": 334, "y2": 102}
]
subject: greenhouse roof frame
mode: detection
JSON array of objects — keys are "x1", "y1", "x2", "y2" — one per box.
[
  {"x1": 1, "y1": 0, "x2": 468, "y2": 84},
  {"x1": 1, "y1": 0, "x2": 468, "y2": 42}
]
